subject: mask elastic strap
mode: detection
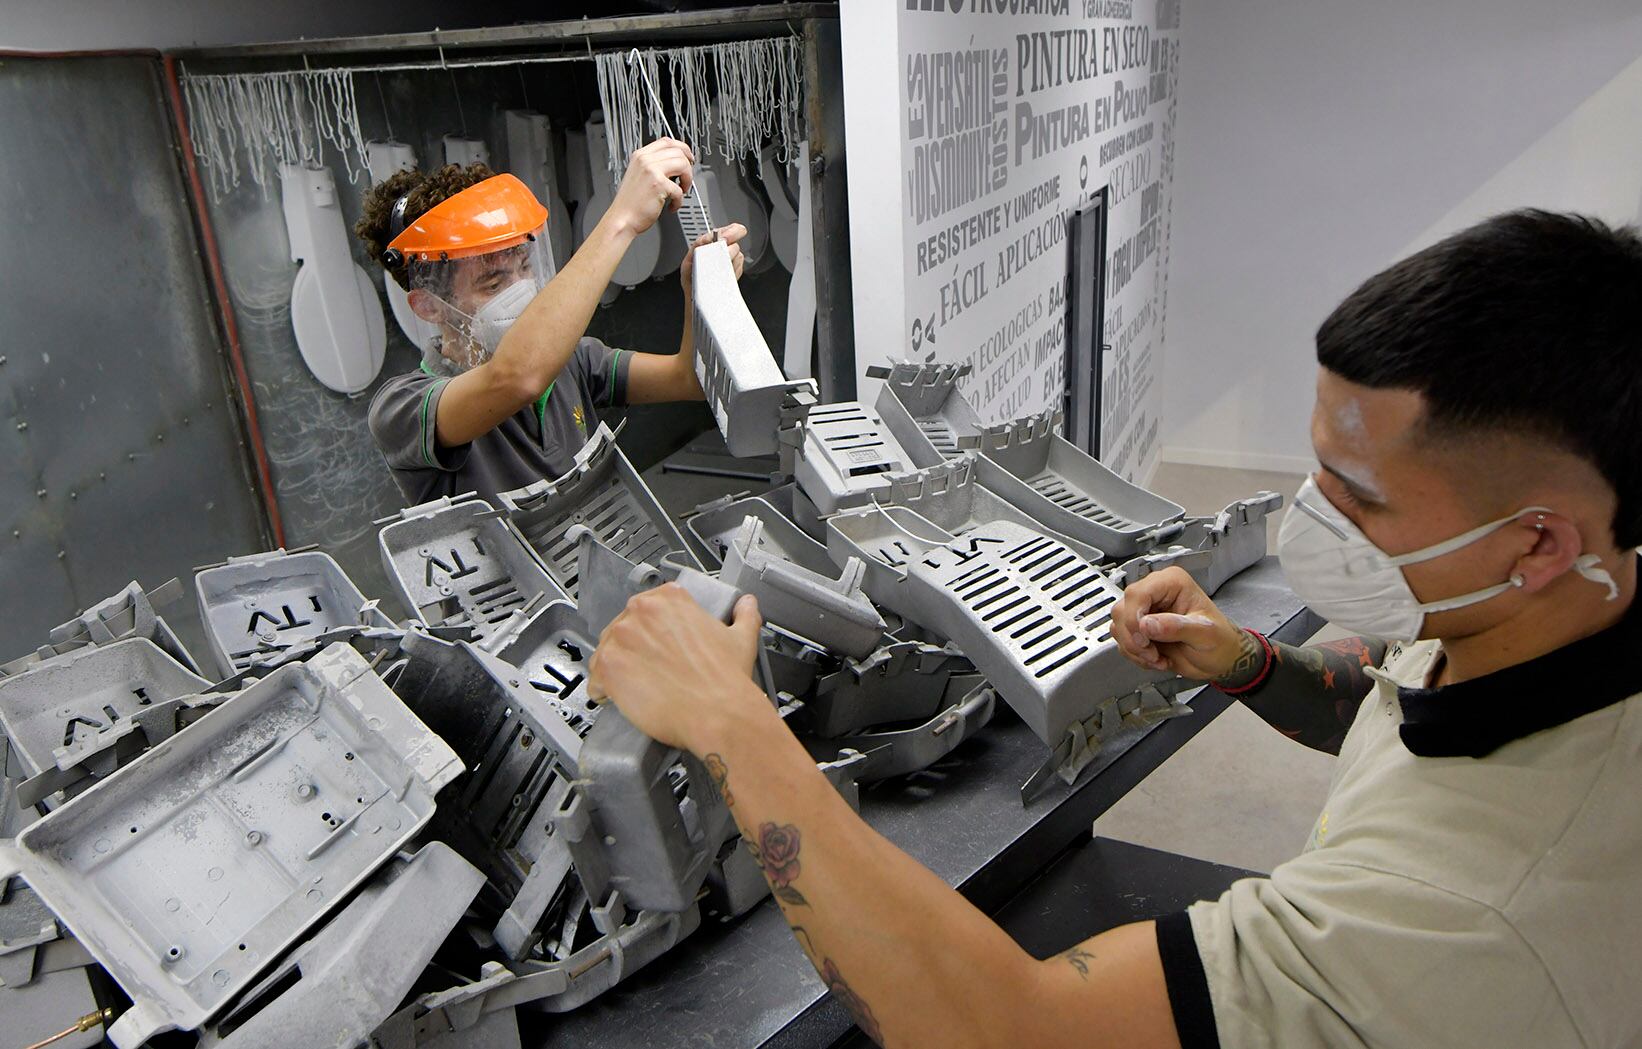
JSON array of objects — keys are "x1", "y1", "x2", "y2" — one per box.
[
  {"x1": 1387, "y1": 506, "x2": 1553, "y2": 567},
  {"x1": 1575, "y1": 554, "x2": 1621, "y2": 601},
  {"x1": 1413, "y1": 576, "x2": 1524, "y2": 616}
]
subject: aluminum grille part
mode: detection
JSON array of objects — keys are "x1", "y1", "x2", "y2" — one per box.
[
  {"x1": 827, "y1": 510, "x2": 1176, "y2": 746},
  {"x1": 792, "y1": 400, "x2": 917, "y2": 516},
  {"x1": 195, "y1": 549, "x2": 393, "y2": 678},
  {"x1": 875, "y1": 361, "x2": 1186, "y2": 557},
  {"x1": 498, "y1": 424, "x2": 698, "y2": 601},
  {"x1": 379, "y1": 496, "x2": 566, "y2": 642},
  {"x1": 689, "y1": 238, "x2": 818, "y2": 457}
]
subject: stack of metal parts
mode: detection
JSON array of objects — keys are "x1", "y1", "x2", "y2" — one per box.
[{"x1": 0, "y1": 250, "x2": 1286, "y2": 1045}]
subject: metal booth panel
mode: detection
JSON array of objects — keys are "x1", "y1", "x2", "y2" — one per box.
[{"x1": 0, "y1": 56, "x2": 270, "y2": 660}]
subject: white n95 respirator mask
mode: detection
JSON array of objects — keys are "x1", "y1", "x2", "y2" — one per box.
[
  {"x1": 447, "y1": 277, "x2": 540, "y2": 369},
  {"x1": 1276, "y1": 475, "x2": 1618, "y2": 640}
]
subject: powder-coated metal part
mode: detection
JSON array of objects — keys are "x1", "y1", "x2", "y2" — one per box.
[{"x1": 0, "y1": 644, "x2": 463, "y2": 1048}]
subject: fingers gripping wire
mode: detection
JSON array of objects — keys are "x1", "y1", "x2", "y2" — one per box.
[{"x1": 626, "y1": 48, "x2": 714, "y2": 241}]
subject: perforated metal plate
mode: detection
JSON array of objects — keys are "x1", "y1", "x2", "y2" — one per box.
[
  {"x1": 195, "y1": 549, "x2": 393, "y2": 678},
  {"x1": 379, "y1": 497, "x2": 565, "y2": 642},
  {"x1": 827, "y1": 512, "x2": 1174, "y2": 745},
  {"x1": 498, "y1": 425, "x2": 698, "y2": 601},
  {"x1": 792, "y1": 401, "x2": 916, "y2": 516}
]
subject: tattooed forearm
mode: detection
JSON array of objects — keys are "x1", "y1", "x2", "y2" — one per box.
[
  {"x1": 747, "y1": 821, "x2": 809, "y2": 906},
  {"x1": 822, "y1": 958, "x2": 884, "y2": 1044},
  {"x1": 703, "y1": 753, "x2": 732, "y2": 807},
  {"x1": 1221, "y1": 632, "x2": 1389, "y2": 755},
  {"x1": 1061, "y1": 945, "x2": 1096, "y2": 980}
]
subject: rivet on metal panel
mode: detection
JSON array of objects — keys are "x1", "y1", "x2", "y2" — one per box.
[
  {"x1": 14, "y1": 421, "x2": 25, "y2": 431},
  {"x1": 36, "y1": 488, "x2": 46, "y2": 498}
]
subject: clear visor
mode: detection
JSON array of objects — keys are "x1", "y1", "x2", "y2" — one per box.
[{"x1": 407, "y1": 225, "x2": 555, "y2": 370}]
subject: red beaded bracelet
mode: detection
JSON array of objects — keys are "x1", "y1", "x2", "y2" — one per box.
[{"x1": 1216, "y1": 629, "x2": 1275, "y2": 697}]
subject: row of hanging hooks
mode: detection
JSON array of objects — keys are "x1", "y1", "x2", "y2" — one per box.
[{"x1": 179, "y1": 35, "x2": 805, "y2": 205}]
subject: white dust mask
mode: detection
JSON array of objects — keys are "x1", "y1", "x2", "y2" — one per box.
[
  {"x1": 1276, "y1": 475, "x2": 1617, "y2": 640},
  {"x1": 447, "y1": 277, "x2": 539, "y2": 369}
]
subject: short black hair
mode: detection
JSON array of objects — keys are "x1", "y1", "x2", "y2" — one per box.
[{"x1": 1317, "y1": 209, "x2": 1642, "y2": 547}]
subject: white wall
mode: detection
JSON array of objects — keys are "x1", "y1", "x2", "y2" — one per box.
[
  {"x1": 1161, "y1": 0, "x2": 1642, "y2": 474},
  {"x1": 842, "y1": 0, "x2": 1183, "y2": 483},
  {"x1": 0, "y1": 0, "x2": 525, "y2": 51}
]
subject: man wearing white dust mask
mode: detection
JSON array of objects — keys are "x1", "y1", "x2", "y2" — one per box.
[
  {"x1": 356, "y1": 146, "x2": 745, "y2": 505},
  {"x1": 578, "y1": 210, "x2": 1642, "y2": 1049}
]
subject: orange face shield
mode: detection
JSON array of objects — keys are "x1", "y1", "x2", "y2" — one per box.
[{"x1": 386, "y1": 174, "x2": 556, "y2": 371}]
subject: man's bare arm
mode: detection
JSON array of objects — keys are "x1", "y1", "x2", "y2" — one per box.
[
  {"x1": 588, "y1": 589, "x2": 1186, "y2": 1049},
  {"x1": 1215, "y1": 632, "x2": 1387, "y2": 754}
]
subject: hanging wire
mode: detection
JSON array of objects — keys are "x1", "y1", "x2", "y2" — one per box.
[
  {"x1": 177, "y1": 36, "x2": 803, "y2": 205},
  {"x1": 373, "y1": 71, "x2": 396, "y2": 142}
]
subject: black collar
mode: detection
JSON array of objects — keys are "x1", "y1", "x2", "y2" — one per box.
[{"x1": 1397, "y1": 574, "x2": 1642, "y2": 758}]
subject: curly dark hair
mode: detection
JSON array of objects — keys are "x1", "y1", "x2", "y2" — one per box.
[{"x1": 354, "y1": 162, "x2": 494, "y2": 290}]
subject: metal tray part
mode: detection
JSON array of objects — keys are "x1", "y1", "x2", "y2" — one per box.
[
  {"x1": 15, "y1": 690, "x2": 227, "y2": 812},
  {"x1": 792, "y1": 399, "x2": 918, "y2": 516},
  {"x1": 2, "y1": 579, "x2": 202, "y2": 681},
  {"x1": 370, "y1": 963, "x2": 523, "y2": 1049},
  {"x1": 1177, "y1": 493, "x2": 1284, "y2": 596},
  {"x1": 719, "y1": 516, "x2": 887, "y2": 660},
  {"x1": 195, "y1": 548, "x2": 395, "y2": 678},
  {"x1": 804, "y1": 681, "x2": 996, "y2": 782},
  {"x1": 865, "y1": 456, "x2": 1105, "y2": 564},
  {"x1": 875, "y1": 360, "x2": 1187, "y2": 557},
  {"x1": 194, "y1": 843, "x2": 485, "y2": 1049},
  {"x1": 0, "y1": 637, "x2": 211, "y2": 791},
  {"x1": 0, "y1": 644, "x2": 463, "y2": 1048},
  {"x1": 497, "y1": 423, "x2": 699, "y2": 601},
  {"x1": 827, "y1": 509, "x2": 1176, "y2": 747},
  {"x1": 689, "y1": 238, "x2": 820, "y2": 457},
  {"x1": 685, "y1": 483, "x2": 837, "y2": 576},
  {"x1": 866, "y1": 360, "x2": 983, "y2": 461},
  {"x1": 379, "y1": 496, "x2": 566, "y2": 642}
]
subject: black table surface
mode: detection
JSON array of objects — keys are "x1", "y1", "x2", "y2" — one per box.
[{"x1": 527, "y1": 557, "x2": 1319, "y2": 1048}]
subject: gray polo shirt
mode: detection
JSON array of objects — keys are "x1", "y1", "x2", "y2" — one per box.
[
  {"x1": 1156, "y1": 587, "x2": 1642, "y2": 1048},
  {"x1": 368, "y1": 337, "x2": 631, "y2": 505}
]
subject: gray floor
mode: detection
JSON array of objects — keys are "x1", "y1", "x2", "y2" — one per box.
[{"x1": 1092, "y1": 463, "x2": 1343, "y2": 875}]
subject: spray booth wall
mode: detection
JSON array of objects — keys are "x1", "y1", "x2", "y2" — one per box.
[{"x1": 0, "y1": 56, "x2": 270, "y2": 656}]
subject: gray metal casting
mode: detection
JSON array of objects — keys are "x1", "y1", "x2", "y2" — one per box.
[
  {"x1": 0, "y1": 643, "x2": 463, "y2": 1048},
  {"x1": 0, "y1": 637, "x2": 211, "y2": 790},
  {"x1": 14, "y1": 690, "x2": 226, "y2": 811},
  {"x1": 791, "y1": 400, "x2": 918, "y2": 516},
  {"x1": 689, "y1": 238, "x2": 820, "y2": 457},
  {"x1": 719, "y1": 516, "x2": 886, "y2": 659},
  {"x1": 194, "y1": 548, "x2": 394, "y2": 678},
  {"x1": 863, "y1": 455, "x2": 1106, "y2": 563},
  {"x1": 874, "y1": 361, "x2": 1187, "y2": 557},
  {"x1": 195, "y1": 843, "x2": 484, "y2": 1049},
  {"x1": 803, "y1": 681, "x2": 996, "y2": 782},
  {"x1": 379, "y1": 495, "x2": 567, "y2": 642},
  {"x1": 685, "y1": 483, "x2": 837, "y2": 576},
  {"x1": 498, "y1": 423, "x2": 699, "y2": 601},
  {"x1": 826, "y1": 509, "x2": 1177, "y2": 747},
  {"x1": 2, "y1": 580, "x2": 202, "y2": 681}
]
